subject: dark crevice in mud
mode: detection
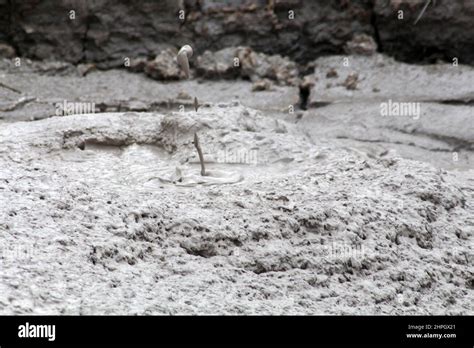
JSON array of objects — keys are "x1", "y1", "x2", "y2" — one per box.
[
  {"x1": 79, "y1": 3, "x2": 90, "y2": 64},
  {"x1": 82, "y1": 139, "x2": 128, "y2": 149},
  {"x1": 369, "y1": 0, "x2": 383, "y2": 53},
  {"x1": 387, "y1": 128, "x2": 474, "y2": 152},
  {"x1": 298, "y1": 85, "x2": 310, "y2": 110},
  {"x1": 306, "y1": 97, "x2": 473, "y2": 110},
  {"x1": 80, "y1": 21, "x2": 90, "y2": 64},
  {"x1": 6, "y1": 0, "x2": 20, "y2": 56},
  {"x1": 435, "y1": 99, "x2": 474, "y2": 106},
  {"x1": 308, "y1": 101, "x2": 332, "y2": 108},
  {"x1": 250, "y1": 262, "x2": 312, "y2": 275},
  {"x1": 94, "y1": 100, "x2": 200, "y2": 113},
  {"x1": 181, "y1": 244, "x2": 217, "y2": 259}
]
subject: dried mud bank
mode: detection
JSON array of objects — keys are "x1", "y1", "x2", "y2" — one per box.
[
  {"x1": 0, "y1": 106, "x2": 472, "y2": 314},
  {"x1": 299, "y1": 53, "x2": 474, "y2": 170},
  {"x1": 307, "y1": 54, "x2": 474, "y2": 104},
  {"x1": 0, "y1": 57, "x2": 299, "y2": 123}
]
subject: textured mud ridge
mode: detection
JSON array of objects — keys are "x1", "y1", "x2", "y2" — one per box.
[{"x1": 0, "y1": 106, "x2": 472, "y2": 314}]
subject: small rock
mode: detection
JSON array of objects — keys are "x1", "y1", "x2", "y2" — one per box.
[
  {"x1": 345, "y1": 33, "x2": 378, "y2": 56},
  {"x1": 234, "y1": 201, "x2": 246, "y2": 208},
  {"x1": 144, "y1": 48, "x2": 181, "y2": 80},
  {"x1": 77, "y1": 63, "x2": 96, "y2": 76},
  {"x1": 127, "y1": 100, "x2": 149, "y2": 111},
  {"x1": 238, "y1": 46, "x2": 299, "y2": 85},
  {"x1": 196, "y1": 46, "x2": 299, "y2": 86},
  {"x1": 176, "y1": 91, "x2": 192, "y2": 100},
  {"x1": 195, "y1": 47, "x2": 239, "y2": 79},
  {"x1": 326, "y1": 68, "x2": 339, "y2": 78},
  {"x1": 252, "y1": 78, "x2": 273, "y2": 91},
  {"x1": 343, "y1": 72, "x2": 359, "y2": 90},
  {"x1": 287, "y1": 217, "x2": 300, "y2": 232},
  {"x1": 300, "y1": 75, "x2": 315, "y2": 89},
  {"x1": 129, "y1": 57, "x2": 148, "y2": 72},
  {"x1": 31, "y1": 60, "x2": 76, "y2": 76},
  {"x1": 0, "y1": 43, "x2": 16, "y2": 58}
]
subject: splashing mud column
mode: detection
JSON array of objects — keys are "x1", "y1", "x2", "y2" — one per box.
[
  {"x1": 177, "y1": 44, "x2": 207, "y2": 177},
  {"x1": 177, "y1": 45, "x2": 193, "y2": 79},
  {"x1": 171, "y1": 44, "x2": 243, "y2": 186}
]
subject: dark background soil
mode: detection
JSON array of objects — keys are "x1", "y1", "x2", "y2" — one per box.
[{"x1": 1, "y1": 0, "x2": 473, "y2": 68}]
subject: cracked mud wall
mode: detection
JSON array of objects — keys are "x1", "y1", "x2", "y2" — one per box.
[
  {"x1": 374, "y1": 0, "x2": 474, "y2": 64},
  {"x1": 1, "y1": 0, "x2": 473, "y2": 67}
]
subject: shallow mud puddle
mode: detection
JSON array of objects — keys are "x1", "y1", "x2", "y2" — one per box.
[{"x1": 55, "y1": 143, "x2": 293, "y2": 193}]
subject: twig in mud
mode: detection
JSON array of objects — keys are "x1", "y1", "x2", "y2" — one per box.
[
  {"x1": 414, "y1": 0, "x2": 433, "y2": 25},
  {"x1": 0, "y1": 82, "x2": 21, "y2": 94},
  {"x1": 0, "y1": 96, "x2": 35, "y2": 112},
  {"x1": 193, "y1": 132, "x2": 206, "y2": 176}
]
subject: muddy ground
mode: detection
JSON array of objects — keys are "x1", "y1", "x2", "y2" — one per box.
[{"x1": 0, "y1": 54, "x2": 473, "y2": 314}]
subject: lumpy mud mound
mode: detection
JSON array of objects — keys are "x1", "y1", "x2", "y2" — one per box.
[{"x1": 0, "y1": 105, "x2": 472, "y2": 314}]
